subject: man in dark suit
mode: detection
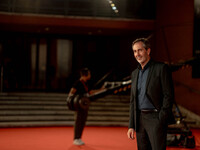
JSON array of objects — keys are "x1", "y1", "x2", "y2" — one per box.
[{"x1": 127, "y1": 38, "x2": 175, "y2": 150}]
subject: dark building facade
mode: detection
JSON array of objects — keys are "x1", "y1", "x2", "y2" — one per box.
[{"x1": 0, "y1": 0, "x2": 156, "y2": 92}]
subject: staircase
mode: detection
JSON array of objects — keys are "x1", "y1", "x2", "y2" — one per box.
[
  {"x1": 1, "y1": 92, "x2": 199, "y2": 128},
  {"x1": 0, "y1": 92, "x2": 130, "y2": 127}
]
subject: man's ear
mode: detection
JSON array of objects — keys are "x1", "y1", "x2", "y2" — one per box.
[{"x1": 147, "y1": 48, "x2": 151, "y2": 55}]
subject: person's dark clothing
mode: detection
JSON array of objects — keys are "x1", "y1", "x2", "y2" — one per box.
[
  {"x1": 72, "y1": 80, "x2": 89, "y2": 139},
  {"x1": 74, "y1": 108, "x2": 88, "y2": 139},
  {"x1": 72, "y1": 80, "x2": 89, "y2": 96},
  {"x1": 137, "y1": 60, "x2": 155, "y2": 110},
  {"x1": 129, "y1": 60, "x2": 175, "y2": 150},
  {"x1": 136, "y1": 111, "x2": 168, "y2": 150}
]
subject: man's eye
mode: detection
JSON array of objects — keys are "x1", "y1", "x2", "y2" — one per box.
[{"x1": 139, "y1": 49, "x2": 143, "y2": 52}]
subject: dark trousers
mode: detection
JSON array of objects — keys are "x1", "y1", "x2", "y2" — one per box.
[
  {"x1": 74, "y1": 108, "x2": 88, "y2": 139},
  {"x1": 136, "y1": 111, "x2": 167, "y2": 150}
]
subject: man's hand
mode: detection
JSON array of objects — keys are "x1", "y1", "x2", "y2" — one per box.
[{"x1": 127, "y1": 128, "x2": 135, "y2": 140}]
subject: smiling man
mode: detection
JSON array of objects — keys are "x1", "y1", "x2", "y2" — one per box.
[{"x1": 127, "y1": 38, "x2": 175, "y2": 150}]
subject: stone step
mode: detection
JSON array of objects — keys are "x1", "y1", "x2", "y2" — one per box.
[
  {"x1": 0, "y1": 100, "x2": 129, "y2": 107},
  {"x1": 0, "y1": 92, "x2": 129, "y2": 98},
  {"x1": 2, "y1": 92, "x2": 198, "y2": 128},
  {"x1": 0, "y1": 110, "x2": 73, "y2": 115},
  {"x1": 0, "y1": 96, "x2": 65, "y2": 101},
  {"x1": 0, "y1": 115, "x2": 129, "y2": 121},
  {"x1": 0, "y1": 110, "x2": 129, "y2": 116},
  {"x1": 0, "y1": 104, "x2": 129, "y2": 111},
  {"x1": 0, "y1": 121, "x2": 128, "y2": 127},
  {"x1": 0, "y1": 92, "x2": 130, "y2": 127},
  {"x1": 0, "y1": 96, "x2": 130, "y2": 104},
  {"x1": 0, "y1": 105, "x2": 68, "y2": 110}
]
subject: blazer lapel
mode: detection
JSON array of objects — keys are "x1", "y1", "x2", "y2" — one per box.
[
  {"x1": 132, "y1": 69, "x2": 139, "y2": 98},
  {"x1": 145, "y1": 61, "x2": 154, "y2": 89}
]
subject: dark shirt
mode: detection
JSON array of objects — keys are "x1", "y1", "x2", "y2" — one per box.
[
  {"x1": 137, "y1": 60, "x2": 155, "y2": 110},
  {"x1": 72, "y1": 80, "x2": 89, "y2": 96}
]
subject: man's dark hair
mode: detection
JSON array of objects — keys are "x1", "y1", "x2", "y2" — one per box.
[
  {"x1": 132, "y1": 38, "x2": 151, "y2": 50},
  {"x1": 80, "y1": 68, "x2": 90, "y2": 76}
]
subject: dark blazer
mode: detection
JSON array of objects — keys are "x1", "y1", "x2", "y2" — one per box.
[{"x1": 129, "y1": 60, "x2": 175, "y2": 131}]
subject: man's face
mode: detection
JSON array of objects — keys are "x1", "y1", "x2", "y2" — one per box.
[{"x1": 132, "y1": 41, "x2": 150, "y2": 66}]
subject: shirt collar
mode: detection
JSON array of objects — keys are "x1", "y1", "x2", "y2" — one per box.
[{"x1": 137, "y1": 59, "x2": 151, "y2": 71}]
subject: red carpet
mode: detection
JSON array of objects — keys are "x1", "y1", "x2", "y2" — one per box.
[{"x1": 0, "y1": 126, "x2": 199, "y2": 150}]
